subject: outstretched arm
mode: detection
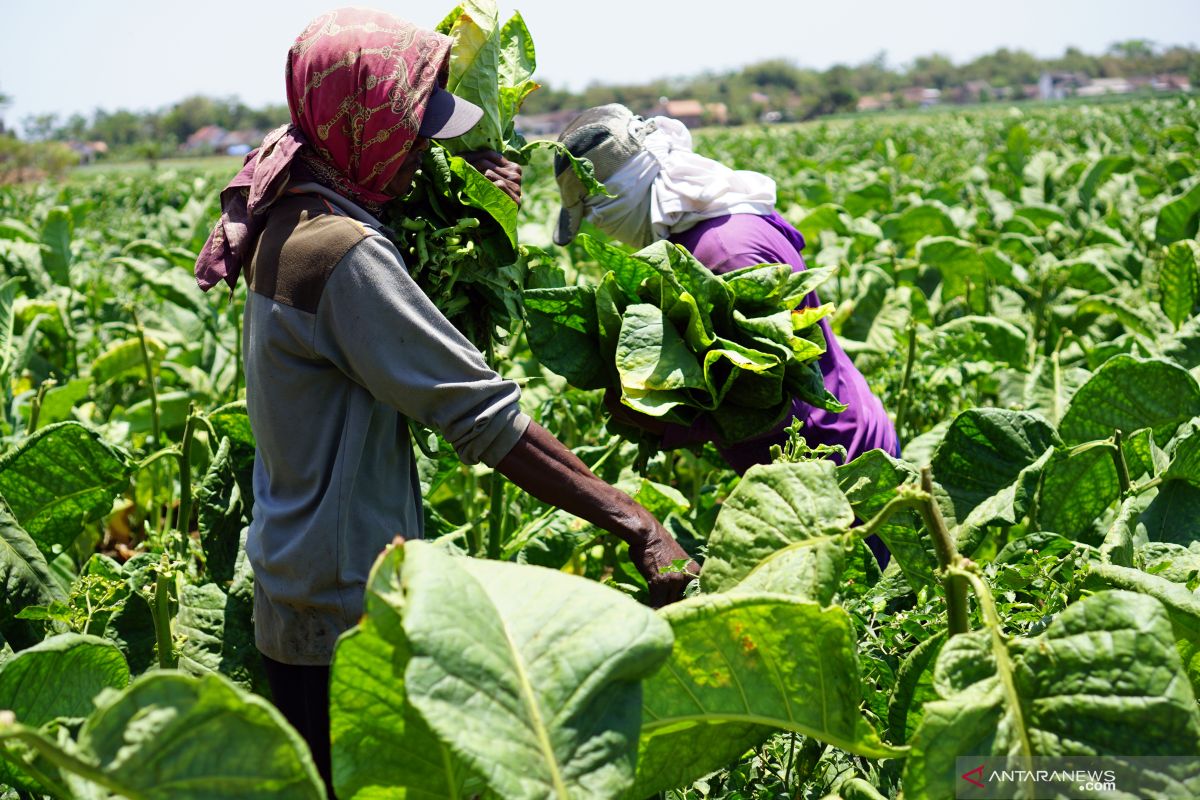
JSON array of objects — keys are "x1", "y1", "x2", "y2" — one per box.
[{"x1": 497, "y1": 420, "x2": 698, "y2": 607}]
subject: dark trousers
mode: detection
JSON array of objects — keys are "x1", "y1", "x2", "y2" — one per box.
[{"x1": 261, "y1": 653, "x2": 336, "y2": 799}]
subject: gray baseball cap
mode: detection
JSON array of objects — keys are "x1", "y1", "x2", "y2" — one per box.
[{"x1": 553, "y1": 104, "x2": 650, "y2": 246}]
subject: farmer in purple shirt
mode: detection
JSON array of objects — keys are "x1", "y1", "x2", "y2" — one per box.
[{"x1": 552, "y1": 105, "x2": 898, "y2": 540}]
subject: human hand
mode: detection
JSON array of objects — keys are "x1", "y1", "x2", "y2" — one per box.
[
  {"x1": 604, "y1": 388, "x2": 669, "y2": 436},
  {"x1": 461, "y1": 150, "x2": 522, "y2": 205},
  {"x1": 626, "y1": 523, "x2": 700, "y2": 608}
]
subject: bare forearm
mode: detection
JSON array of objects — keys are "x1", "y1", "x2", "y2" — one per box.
[
  {"x1": 496, "y1": 421, "x2": 655, "y2": 545},
  {"x1": 497, "y1": 421, "x2": 698, "y2": 607}
]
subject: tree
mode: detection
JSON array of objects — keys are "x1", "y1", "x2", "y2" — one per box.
[
  {"x1": 161, "y1": 95, "x2": 221, "y2": 143},
  {"x1": 907, "y1": 54, "x2": 957, "y2": 89},
  {"x1": 21, "y1": 113, "x2": 59, "y2": 142},
  {"x1": 742, "y1": 59, "x2": 807, "y2": 92},
  {"x1": 1108, "y1": 39, "x2": 1156, "y2": 60}
]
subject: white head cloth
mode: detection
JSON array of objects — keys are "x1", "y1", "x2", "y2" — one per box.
[{"x1": 583, "y1": 116, "x2": 777, "y2": 247}]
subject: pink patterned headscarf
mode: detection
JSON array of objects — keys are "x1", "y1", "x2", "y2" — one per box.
[{"x1": 195, "y1": 7, "x2": 451, "y2": 292}]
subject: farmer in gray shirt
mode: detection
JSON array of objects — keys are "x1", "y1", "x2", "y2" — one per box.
[{"x1": 194, "y1": 9, "x2": 695, "y2": 794}]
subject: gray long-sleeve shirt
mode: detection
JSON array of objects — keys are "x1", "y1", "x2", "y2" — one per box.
[{"x1": 243, "y1": 184, "x2": 529, "y2": 665}]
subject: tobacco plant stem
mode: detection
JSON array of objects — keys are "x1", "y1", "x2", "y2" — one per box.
[
  {"x1": 486, "y1": 473, "x2": 505, "y2": 560},
  {"x1": 894, "y1": 320, "x2": 917, "y2": 442},
  {"x1": 175, "y1": 405, "x2": 197, "y2": 549},
  {"x1": 27, "y1": 378, "x2": 55, "y2": 433},
  {"x1": 1111, "y1": 429, "x2": 1132, "y2": 496},
  {"x1": 130, "y1": 307, "x2": 160, "y2": 446},
  {"x1": 919, "y1": 466, "x2": 971, "y2": 636},
  {"x1": 950, "y1": 566, "x2": 1036, "y2": 789},
  {"x1": 153, "y1": 561, "x2": 176, "y2": 669}
]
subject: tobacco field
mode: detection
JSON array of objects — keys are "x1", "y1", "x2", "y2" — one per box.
[{"x1": 2, "y1": 15, "x2": 1200, "y2": 796}]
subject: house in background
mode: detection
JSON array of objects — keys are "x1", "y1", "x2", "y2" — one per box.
[
  {"x1": 1038, "y1": 72, "x2": 1086, "y2": 100},
  {"x1": 513, "y1": 108, "x2": 581, "y2": 138},
  {"x1": 66, "y1": 140, "x2": 108, "y2": 165},
  {"x1": 1076, "y1": 77, "x2": 1134, "y2": 97},
  {"x1": 901, "y1": 87, "x2": 941, "y2": 107},
  {"x1": 184, "y1": 125, "x2": 228, "y2": 153},
  {"x1": 952, "y1": 81, "x2": 994, "y2": 104},
  {"x1": 183, "y1": 125, "x2": 264, "y2": 156},
  {"x1": 645, "y1": 98, "x2": 704, "y2": 128},
  {"x1": 856, "y1": 93, "x2": 894, "y2": 112},
  {"x1": 1153, "y1": 74, "x2": 1192, "y2": 92}
]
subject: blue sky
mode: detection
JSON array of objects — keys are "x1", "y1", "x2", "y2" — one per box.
[{"x1": 1, "y1": 0, "x2": 1197, "y2": 127}]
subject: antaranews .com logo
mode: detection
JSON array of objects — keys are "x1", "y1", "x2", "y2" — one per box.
[{"x1": 954, "y1": 756, "x2": 1200, "y2": 799}]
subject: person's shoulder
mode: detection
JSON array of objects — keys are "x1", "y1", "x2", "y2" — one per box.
[{"x1": 249, "y1": 194, "x2": 378, "y2": 313}]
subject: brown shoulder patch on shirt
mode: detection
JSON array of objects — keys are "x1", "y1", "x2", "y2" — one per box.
[{"x1": 246, "y1": 193, "x2": 371, "y2": 313}]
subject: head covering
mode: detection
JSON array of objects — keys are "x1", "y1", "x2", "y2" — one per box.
[
  {"x1": 195, "y1": 7, "x2": 481, "y2": 292},
  {"x1": 553, "y1": 104, "x2": 651, "y2": 246},
  {"x1": 553, "y1": 104, "x2": 776, "y2": 247}
]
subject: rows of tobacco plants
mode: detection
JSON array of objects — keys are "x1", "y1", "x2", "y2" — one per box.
[{"x1": 0, "y1": 94, "x2": 1199, "y2": 799}]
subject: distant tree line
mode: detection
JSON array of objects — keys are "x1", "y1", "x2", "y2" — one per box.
[
  {"x1": 0, "y1": 39, "x2": 1196, "y2": 160},
  {"x1": 522, "y1": 40, "x2": 1200, "y2": 124}
]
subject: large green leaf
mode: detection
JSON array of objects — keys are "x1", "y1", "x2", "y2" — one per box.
[
  {"x1": 0, "y1": 501, "x2": 64, "y2": 626},
  {"x1": 917, "y1": 236, "x2": 987, "y2": 300},
  {"x1": 1091, "y1": 563, "x2": 1200, "y2": 697},
  {"x1": 208, "y1": 401, "x2": 255, "y2": 502},
  {"x1": 836, "y1": 449, "x2": 937, "y2": 589},
  {"x1": 395, "y1": 541, "x2": 674, "y2": 800},
  {"x1": 90, "y1": 335, "x2": 166, "y2": 386},
  {"x1": 330, "y1": 543, "x2": 483, "y2": 799},
  {"x1": 881, "y1": 204, "x2": 957, "y2": 255},
  {"x1": 1059, "y1": 355, "x2": 1200, "y2": 446},
  {"x1": 39, "y1": 206, "x2": 72, "y2": 287},
  {"x1": 886, "y1": 630, "x2": 946, "y2": 746},
  {"x1": 904, "y1": 591, "x2": 1200, "y2": 798},
  {"x1": 1156, "y1": 179, "x2": 1200, "y2": 245},
  {"x1": 176, "y1": 571, "x2": 265, "y2": 695},
  {"x1": 931, "y1": 409, "x2": 1059, "y2": 545},
  {"x1": 931, "y1": 315, "x2": 1027, "y2": 368},
  {"x1": 112, "y1": 256, "x2": 205, "y2": 316},
  {"x1": 615, "y1": 303, "x2": 707, "y2": 394},
  {"x1": 63, "y1": 671, "x2": 325, "y2": 799},
  {"x1": 524, "y1": 285, "x2": 606, "y2": 390},
  {"x1": 439, "y1": 1, "x2": 504, "y2": 153},
  {"x1": 629, "y1": 593, "x2": 903, "y2": 798},
  {"x1": 0, "y1": 277, "x2": 19, "y2": 385},
  {"x1": 447, "y1": 155, "x2": 518, "y2": 250},
  {"x1": 1161, "y1": 239, "x2": 1200, "y2": 330},
  {"x1": 0, "y1": 633, "x2": 128, "y2": 727},
  {"x1": 1140, "y1": 478, "x2": 1200, "y2": 547},
  {"x1": 331, "y1": 619, "x2": 482, "y2": 800},
  {"x1": 196, "y1": 438, "x2": 244, "y2": 585},
  {"x1": 701, "y1": 461, "x2": 855, "y2": 594},
  {"x1": 1036, "y1": 444, "x2": 1118, "y2": 540},
  {"x1": 0, "y1": 633, "x2": 129, "y2": 792},
  {"x1": 0, "y1": 422, "x2": 132, "y2": 556},
  {"x1": 1078, "y1": 154, "x2": 1134, "y2": 206}
]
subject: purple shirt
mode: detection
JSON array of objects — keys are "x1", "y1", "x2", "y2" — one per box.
[{"x1": 665, "y1": 211, "x2": 898, "y2": 474}]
